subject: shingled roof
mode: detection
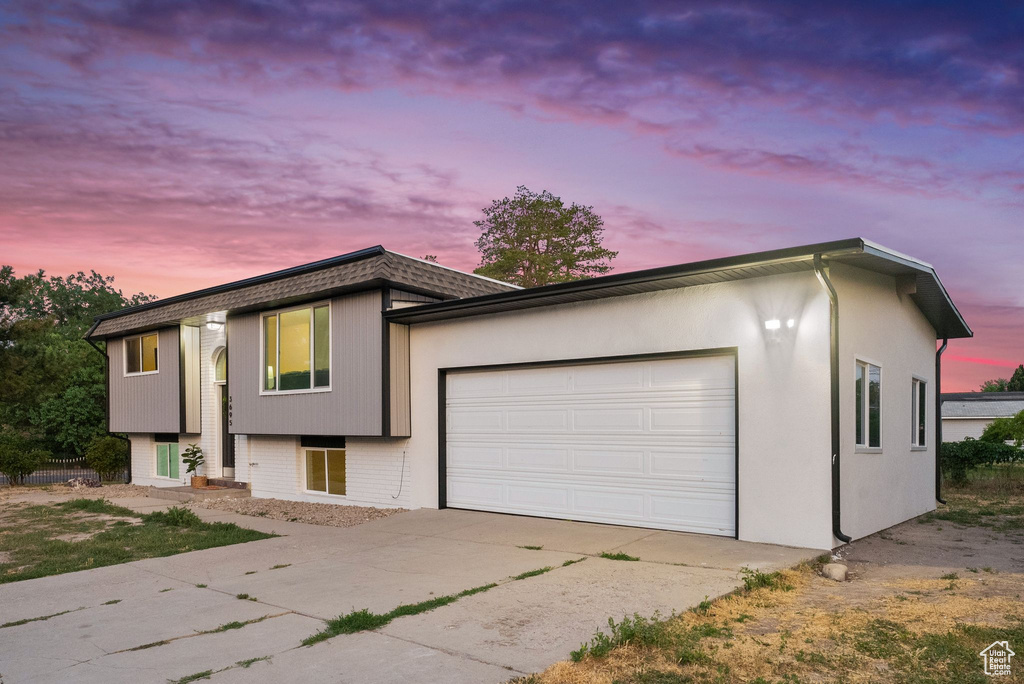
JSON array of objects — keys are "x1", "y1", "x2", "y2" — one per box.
[
  {"x1": 941, "y1": 392, "x2": 1024, "y2": 419},
  {"x1": 87, "y1": 247, "x2": 516, "y2": 339}
]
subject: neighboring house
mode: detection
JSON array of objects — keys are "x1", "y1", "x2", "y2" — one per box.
[
  {"x1": 940, "y1": 392, "x2": 1024, "y2": 442},
  {"x1": 85, "y1": 239, "x2": 971, "y2": 550}
]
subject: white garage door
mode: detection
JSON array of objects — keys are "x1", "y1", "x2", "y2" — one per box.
[{"x1": 444, "y1": 354, "x2": 736, "y2": 536}]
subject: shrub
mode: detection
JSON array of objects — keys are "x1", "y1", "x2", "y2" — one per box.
[
  {"x1": 0, "y1": 436, "x2": 49, "y2": 484},
  {"x1": 980, "y1": 410, "x2": 1024, "y2": 447},
  {"x1": 85, "y1": 436, "x2": 129, "y2": 481},
  {"x1": 143, "y1": 506, "x2": 202, "y2": 527},
  {"x1": 941, "y1": 438, "x2": 1023, "y2": 486}
]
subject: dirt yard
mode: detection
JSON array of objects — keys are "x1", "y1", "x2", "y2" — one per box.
[{"x1": 518, "y1": 488, "x2": 1024, "y2": 684}]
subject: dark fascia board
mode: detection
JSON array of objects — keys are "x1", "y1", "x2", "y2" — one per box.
[
  {"x1": 90, "y1": 245, "x2": 385, "y2": 327},
  {"x1": 385, "y1": 237, "x2": 972, "y2": 340}
]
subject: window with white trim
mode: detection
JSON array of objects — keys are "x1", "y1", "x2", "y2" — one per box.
[
  {"x1": 125, "y1": 333, "x2": 159, "y2": 375},
  {"x1": 262, "y1": 304, "x2": 330, "y2": 392},
  {"x1": 855, "y1": 360, "x2": 881, "y2": 449},
  {"x1": 304, "y1": 448, "x2": 346, "y2": 495},
  {"x1": 156, "y1": 442, "x2": 179, "y2": 479},
  {"x1": 912, "y1": 378, "x2": 927, "y2": 447}
]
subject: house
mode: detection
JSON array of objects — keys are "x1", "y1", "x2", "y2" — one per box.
[
  {"x1": 85, "y1": 238, "x2": 971, "y2": 550},
  {"x1": 940, "y1": 392, "x2": 1024, "y2": 442}
]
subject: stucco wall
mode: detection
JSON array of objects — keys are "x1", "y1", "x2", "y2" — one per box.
[
  {"x1": 942, "y1": 418, "x2": 991, "y2": 442},
  {"x1": 832, "y1": 262, "x2": 937, "y2": 542},
  {"x1": 405, "y1": 272, "x2": 835, "y2": 550}
]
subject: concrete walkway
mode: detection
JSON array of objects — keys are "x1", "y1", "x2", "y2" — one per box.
[{"x1": 0, "y1": 497, "x2": 820, "y2": 683}]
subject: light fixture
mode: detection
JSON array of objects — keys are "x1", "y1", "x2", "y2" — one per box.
[
  {"x1": 764, "y1": 319, "x2": 781, "y2": 330},
  {"x1": 786, "y1": 319, "x2": 796, "y2": 329},
  {"x1": 206, "y1": 321, "x2": 224, "y2": 331}
]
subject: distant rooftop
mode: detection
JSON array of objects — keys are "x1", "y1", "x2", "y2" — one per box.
[{"x1": 941, "y1": 392, "x2": 1024, "y2": 419}]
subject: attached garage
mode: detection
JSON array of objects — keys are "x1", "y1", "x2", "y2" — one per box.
[{"x1": 442, "y1": 352, "x2": 737, "y2": 536}]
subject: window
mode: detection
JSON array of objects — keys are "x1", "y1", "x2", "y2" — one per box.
[
  {"x1": 125, "y1": 333, "x2": 159, "y2": 374},
  {"x1": 214, "y1": 349, "x2": 226, "y2": 383},
  {"x1": 912, "y1": 378, "x2": 927, "y2": 447},
  {"x1": 156, "y1": 442, "x2": 179, "y2": 479},
  {"x1": 262, "y1": 304, "x2": 330, "y2": 392},
  {"x1": 855, "y1": 360, "x2": 881, "y2": 449},
  {"x1": 305, "y1": 449, "x2": 345, "y2": 495}
]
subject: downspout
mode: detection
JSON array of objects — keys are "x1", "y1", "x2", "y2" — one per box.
[
  {"x1": 813, "y1": 256, "x2": 852, "y2": 545},
  {"x1": 935, "y1": 338, "x2": 948, "y2": 505}
]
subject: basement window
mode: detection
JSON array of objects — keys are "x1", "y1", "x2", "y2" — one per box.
[
  {"x1": 156, "y1": 441, "x2": 179, "y2": 479},
  {"x1": 911, "y1": 378, "x2": 927, "y2": 448},
  {"x1": 855, "y1": 360, "x2": 881, "y2": 449},
  {"x1": 304, "y1": 448, "x2": 346, "y2": 496},
  {"x1": 125, "y1": 333, "x2": 159, "y2": 375}
]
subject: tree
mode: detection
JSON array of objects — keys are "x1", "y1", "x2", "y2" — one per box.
[
  {"x1": 981, "y1": 410, "x2": 1024, "y2": 448},
  {"x1": 980, "y1": 378, "x2": 1010, "y2": 392},
  {"x1": 1009, "y1": 365, "x2": 1024, "y2": 392},
  {"x1": 0, "y1": 267, "x2": 155, "y2": 456},
  {"x1": 420, "y1": 255, "x2": 439, "y2": 263},
  {"x1": 473, "y1": 186, "x2": 617, "y2": 288}
]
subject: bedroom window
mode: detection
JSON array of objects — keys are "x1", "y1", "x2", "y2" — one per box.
[
  {"x1": 856, "y1": 360, "x2": 881, "y2": 449},
  {"x1": 305, "y1": 449, "x2": 346, "y2": 496},
  {"x1": 125, "y1": 333, "x2": 159, "y2": 375},
  {"x1": 262, "y1": 304, "x2": 330, "y2": 392},
  {"x1": 912, "y1": 378, "x2": 927, "y2": 448}
]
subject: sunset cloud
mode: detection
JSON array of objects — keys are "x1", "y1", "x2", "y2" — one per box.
[{"x1": 1, "y1": 1, "x2": 1021, "y2": 390}]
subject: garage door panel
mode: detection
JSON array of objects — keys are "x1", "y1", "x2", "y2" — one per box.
[
  {"x1": 448, "y1": 409, "x2": 504, "y2": 432},
  {"x1": 573, "y1": 449, "x2": 645, "y2": 475},
  {"x1": 447, "y1": 371, "x2": 504, "y2": 398},
  {"x1": 446, "y1": 354, "x2": 736, "y2": 536},
  {"x1": 447, "y1": 444, "x2": 503, "y2": 469},
  {"x1": 507, "y1": 447, "x2": 570, "y2": 471},
  {"x1": 573, "y1": 408, "x2": 644, "y2": 431}
]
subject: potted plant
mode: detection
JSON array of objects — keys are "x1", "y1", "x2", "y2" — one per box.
[{"x1": 182, "y1": 444, "x2": 207, "y2": 488}]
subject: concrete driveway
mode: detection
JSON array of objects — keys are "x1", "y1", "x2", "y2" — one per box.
[{"x1": 0, "y1": 500, "x2": 820, "y2": 683}]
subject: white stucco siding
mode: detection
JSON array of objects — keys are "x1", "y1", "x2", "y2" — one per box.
[
  {"x1": 832, "y1": 262, "x2": 937, "y2": 542},
  {"x1": 407, "y1": 272, "x2": 835, "y2": 550},
  {"x1": 942, "y1": 418, "x2": 991, "y2": 442}
]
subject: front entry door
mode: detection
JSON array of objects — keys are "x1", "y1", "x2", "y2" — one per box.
[{"x1": 220, "y1": 385, "x2": 235, "y2": 478}]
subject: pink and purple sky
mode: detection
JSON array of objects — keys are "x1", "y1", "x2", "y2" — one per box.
[{"x1": 1, "y1": 2, "x2": 1022, "y2": 390}]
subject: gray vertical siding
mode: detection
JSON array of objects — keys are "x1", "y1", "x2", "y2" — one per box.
[
  {"x1": 389, "y1": 288, "x2": 441, "y2": 305},
  {"x1": 228, "y1": 290, "x2": 383, "y2": 436},
  {"x1": 109, "y1": 327, "x2": 181, "y2": 433},
  {"x1": 389, "y1": 322, "x2": 411, "y2": 437},
  {"x1": 181, "y1": 325, "x2": 201, "y2": 434}
]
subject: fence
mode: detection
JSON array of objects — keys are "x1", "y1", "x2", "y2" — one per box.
[{"x1": 0, "y1": 454, "x2": 131, "y2": 486}]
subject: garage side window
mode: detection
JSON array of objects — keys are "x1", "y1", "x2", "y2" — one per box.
[
  {"x1": 911, "y1": 378, "x2": 927, "y2": 447},
  {"x1": 125, "y1": 333, "x2": 159, "y2": 375},
  {"x1": 305, "y1": 449, "x2": 345, "y2": 496},
  {"x1": 855, "y1": 360, "x2": 881, "y2": 449}
]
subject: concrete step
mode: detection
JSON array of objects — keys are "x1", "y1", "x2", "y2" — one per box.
[
  {"x1": 207, "y1": 478, "x2": 248, "y2": 490},
  {"x1": 148, "y1": 485, "x2": 251, "y2": 503}
]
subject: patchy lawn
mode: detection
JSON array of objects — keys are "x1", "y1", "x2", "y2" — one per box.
[
  {"x1": 0, "y1": 498, "x2": 275, "y2": 583},
  {"x1": 516, "y1": 473, "x2": 1024, "y2": 684}
]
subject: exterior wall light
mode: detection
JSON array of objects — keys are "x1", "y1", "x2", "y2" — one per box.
[
  {"x1": 206, "y1": 321, "x2": 224, "y2": 331},
  {"x1": 786, "y1": 319, "x2": 796, "y2": 329},
  {"x1": 764, "y1": 319, "x2": 781, "y2": 330}
]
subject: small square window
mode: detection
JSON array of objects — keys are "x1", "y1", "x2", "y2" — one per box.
[
  {"x1": 125, "y1": 333, "x2": 159, "y2": 375},
  {"x1": 305, "y1": 448, "x2": 345, "y2": 496}
]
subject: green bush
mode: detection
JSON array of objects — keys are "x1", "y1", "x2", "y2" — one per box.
[
  {"x1": 85, "y1": 436, "x2": 129, "y2": 481},
  {"x1": 941, "y1": 438, "x2": 1022, "y2": 486},
  {"x1": 0, "y1": 436, "x2": 49, "y2": 484},
  {"x1": 980, "y1": 409, "x2": 1024, "y2": 447}
]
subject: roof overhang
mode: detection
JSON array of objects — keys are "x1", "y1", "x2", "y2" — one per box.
[{"x1": 385, "y1": 238, "x2": 972, "y2": 340}]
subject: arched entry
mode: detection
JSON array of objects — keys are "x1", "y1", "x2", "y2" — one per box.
[{"x1": 213, "y1": 348, "x2": 235, "y2": 478}]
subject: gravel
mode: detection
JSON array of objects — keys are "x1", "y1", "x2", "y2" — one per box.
[{"x1": 190, "y1": 496, "x2": 406, "y2": 528}]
